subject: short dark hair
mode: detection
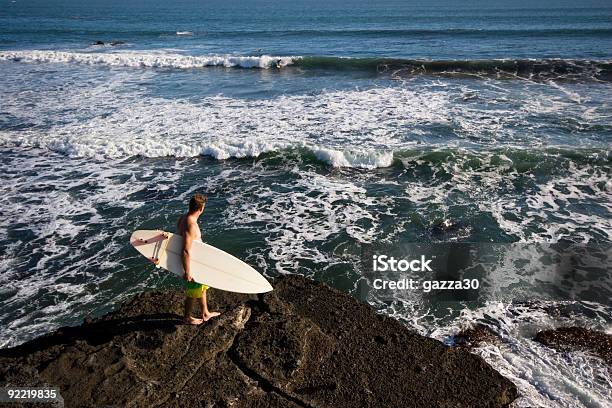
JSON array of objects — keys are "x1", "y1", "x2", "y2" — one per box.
[{"x1": 189, "y1": 193, "x2": 206, "y2": 213}]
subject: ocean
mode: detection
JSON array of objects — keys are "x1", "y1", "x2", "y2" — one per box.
[{"x1": 0, "y1": 0, "x2": 610, "y2": 406}]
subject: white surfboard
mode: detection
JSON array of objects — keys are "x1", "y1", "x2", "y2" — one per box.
[{"x1": 130, "y1": 229, "x2": 273, "y2": 294}]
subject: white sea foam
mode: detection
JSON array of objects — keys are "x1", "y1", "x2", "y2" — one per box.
[
  {"x1": 0, "y1": 149, "x2": 182, "y2": 348},
  {"x1": 0, "y1": 73, "x2": 451, "y2": 167},
  {"x1": 205, "y1": 167, "x2": 391, "y2": 274},
  {"x1": 0, "y1": 50, "x2": 296, "y2": 69},
  {"x1": 428, "y1": 302, "x2": 612, "y2": 408},
  {"x1": 483, "y1": 160, "x2": 612, "y2": 242},
  {"x1": 0, "y1": 55, "x2": 609, "y2": 168},
  {"x1": 0, "y1": 66, "x2": 608, "y2": 260},
  {"x1": 397, "y1": 150, "x2": 612, "y2": 243},
  {"x1": 1, "y1": 59, "x2": 609, "y2": 169},
  {"x1": 312, "y1": 148, "x2": 394, "y2": 169},
  {"x1": 1, "y1": 66, "x2": 609, "y2": 244}
]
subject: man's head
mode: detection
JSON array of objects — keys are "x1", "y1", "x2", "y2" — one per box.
[{"x1": 189, "y1": 193, "x2": 207, "y2": 215}]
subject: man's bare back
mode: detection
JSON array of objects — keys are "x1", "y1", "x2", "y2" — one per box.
[{"x1": 177, "y1": 213, "x2": 202, "y2": 242}]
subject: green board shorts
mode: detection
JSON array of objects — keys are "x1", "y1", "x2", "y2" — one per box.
[{"x1": 185, "y1": 281, "x2": 209, "y2": 298}]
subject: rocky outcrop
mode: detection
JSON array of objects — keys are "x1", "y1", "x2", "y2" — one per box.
[
  {"x1": 453, "y1": 324, "x2": 500, "y2": 350},
  {"x1": 91, "y1": 40, "x2": 125, "y2": 46},
  {"x1": 0, "y1": 275, "x2": 517, "y2": 407},
  {"x1": 534, "y1": 326, "x2": 612, "y2": 365}
]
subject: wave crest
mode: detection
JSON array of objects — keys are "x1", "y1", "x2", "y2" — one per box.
[{"x1": 0, "y1": 50, "x2": 296, "y2": 69}]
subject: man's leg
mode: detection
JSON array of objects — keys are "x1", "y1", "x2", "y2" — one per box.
[
  {"x1": 184, "y1": 296, "x2": 203, "y2": 325},
  {"x1": 199, "y1": 289, "x2": 220, "y2": 321}
]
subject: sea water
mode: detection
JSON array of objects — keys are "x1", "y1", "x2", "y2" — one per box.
[{"x1": 0, "y1": 1, "x2": 611, "y2": 406}]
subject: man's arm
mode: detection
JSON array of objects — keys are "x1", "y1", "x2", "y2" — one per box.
[{"x1": 182, "y1": 221, "x2": 197, "y2": 282}]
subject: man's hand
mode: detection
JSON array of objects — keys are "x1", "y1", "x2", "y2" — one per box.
[{"x1": 184, "y1": 271, "x2": 195, "y2": 282}]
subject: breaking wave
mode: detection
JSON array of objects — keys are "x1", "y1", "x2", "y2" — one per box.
[
  {"x1": 0, "y1": 50, "x2": 295, "y2": 69},
  {"x1": 1, "y1": 50, "x2": 611, "y2": 81}
]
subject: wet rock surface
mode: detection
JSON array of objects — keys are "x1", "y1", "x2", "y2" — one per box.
[
  {"x1": 534, "y1": 326, "x2": 612, "y2": 365},
  {"x1": 0, "y1": 275, "x2": 517, "y2": 407},
  {"x1": 454, "y1": 324, "x2": 500, "y2": 350},
  {"x1": 91, "y1": 40, "x2": 125, "y2": 46}
]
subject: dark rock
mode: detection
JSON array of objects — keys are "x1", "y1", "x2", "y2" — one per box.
[
  {"x1": 431, "y1": 219, "x2": 460, "y2": 233},
  {"x1": 91, "y1": 40, "x2": 125, "y2": 46},
  {"x1": 454, "y1": 324, "x2": 500, "y2": 350},
  {"x1": 534, "y1": 326, "x2": 612, "y2": 365},
  {"x1": 0, "y1": 275, "x2": 517, "y2": 407}
]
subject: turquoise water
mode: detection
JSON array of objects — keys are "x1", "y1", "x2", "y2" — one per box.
[{"x1": 1, "y1": 1, "x2": 611, "y2": 406}]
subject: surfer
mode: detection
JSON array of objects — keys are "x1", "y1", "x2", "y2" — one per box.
[{"x1": 178, "y1": 193, "x2": 221, "y2": 325}]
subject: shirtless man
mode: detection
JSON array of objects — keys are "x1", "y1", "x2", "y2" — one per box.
[{"x1": 177, "y1": 193, "x2": 221, "y2": 325}]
